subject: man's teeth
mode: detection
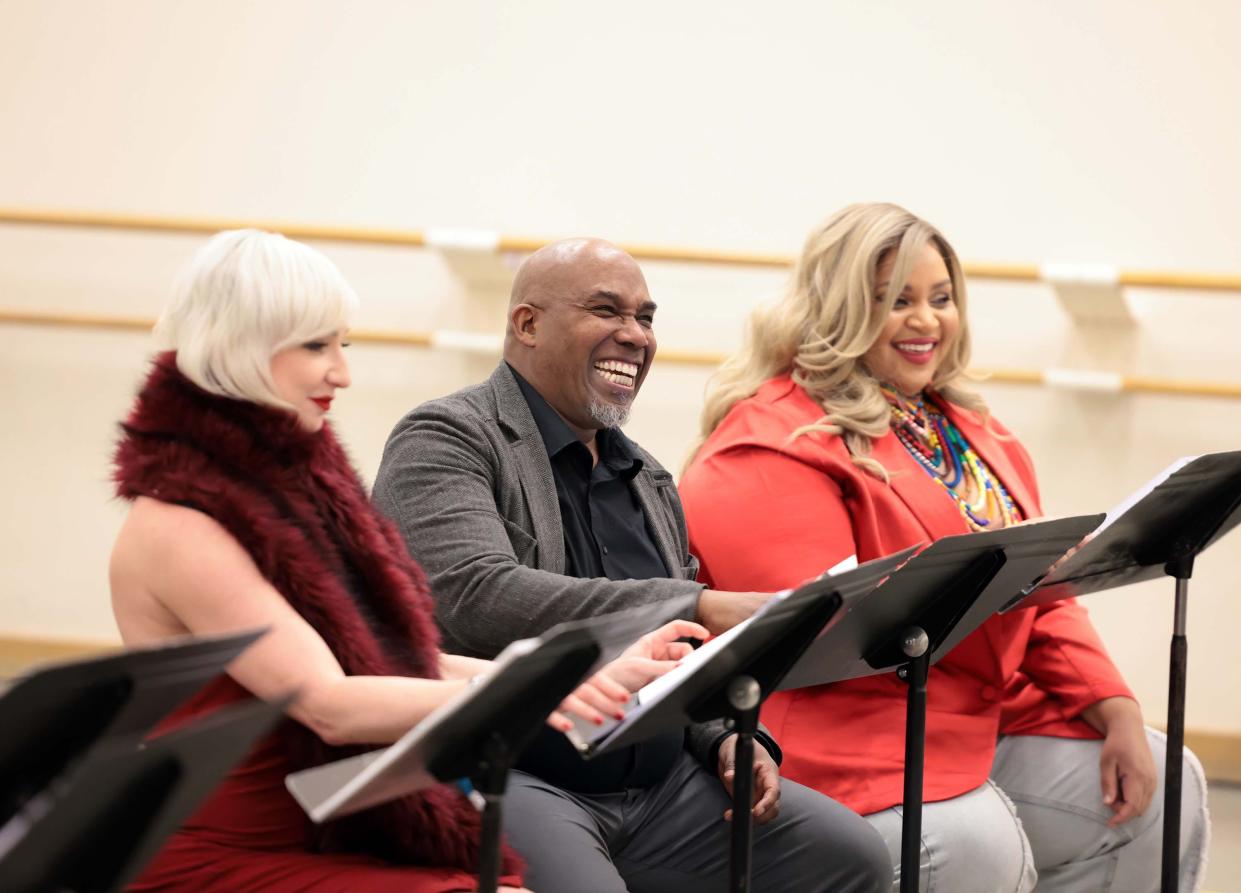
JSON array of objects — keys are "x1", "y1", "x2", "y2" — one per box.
[
  {"x1": 896, "y1": 343, "x2": 934, "y2": 354},
  {"x1": 595, "y1": 361, "x2": 638, "y2": 384}
]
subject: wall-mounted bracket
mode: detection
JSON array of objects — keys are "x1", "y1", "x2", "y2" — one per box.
[
  {"x1": 427, "y1": 228, "x2": 519, "y2": 307},
  {"x1": 1041, "y1": 262, "x2": 1134, "y2": 326}
]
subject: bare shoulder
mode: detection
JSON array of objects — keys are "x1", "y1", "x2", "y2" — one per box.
[
  {"x1": 114, "y1": 498, "x2": 228, "y2": 575},
  {"x1": 119, "y1": 495, "x2": 214, "y2": 535},
  {"x1": 111, "y1": 497, "x2": 266, "y2": 640}
]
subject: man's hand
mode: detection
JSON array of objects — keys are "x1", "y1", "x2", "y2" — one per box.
[
  {"x1": 695, "y1": 590, "x2": 771, "y2": 636},
  {"x1": 717, "y1": 734, "x2": 780, "y2": 825},
  {"x1": 622, "y1": 618, "x2": 710, "y2": 662},
  {"x1": 546, "y1": 619, "x2": 711, "y2": 731},
  {"x1": 1081, "y1": 696, "x2": 1157, "y2": 827},
  {"x1": 597, "y1": 618, "x2": 711, "y2": 691}
]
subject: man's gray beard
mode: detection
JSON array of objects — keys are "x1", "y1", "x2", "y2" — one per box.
[{"x1": 589, "y1": 398, "x2": 630, "y2": 429}]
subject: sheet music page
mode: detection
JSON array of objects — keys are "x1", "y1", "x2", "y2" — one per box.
[
  {"x1": 565, "y1": 600, "x2": 776, "y2": 750},
  {"x1": 1093, "y1": 455, "x2": 1196, "y2": 537},
  {"x1": 825, "y1": 554, "x2": 858, "y2": 576},
  {"x1": 635, "y1": 599, "x2": 777, "y2": 705},
  {"x1": 566, "y1": 555, "x2": 859, "y2": 752},
  {"x1": 634, "y1": 554, "x2": 858, "y2": 708}
]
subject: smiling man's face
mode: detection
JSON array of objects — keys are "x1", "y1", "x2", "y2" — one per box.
[{"x1": 510, "y1": 240, "x2": 657, "y2": 439}]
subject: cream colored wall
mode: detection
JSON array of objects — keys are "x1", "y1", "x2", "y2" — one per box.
[{"x1": 2, "y1": 1, "x2": 1239, "y2": 731}]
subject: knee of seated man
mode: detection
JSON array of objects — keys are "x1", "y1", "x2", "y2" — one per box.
[
  {"x1": 826, "y1": 810, "x2": 892, "y2": 891},
  {"x1": 852, "y1": 824, "x2": 895, "y2": 891},
  {"x1": 776, "y1": 782, "x2": 892, "y2": 890}
]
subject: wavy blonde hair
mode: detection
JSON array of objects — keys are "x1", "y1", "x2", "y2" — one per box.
[{"x1": 692, "y1": 203, "x2": 988, "y2": 480}]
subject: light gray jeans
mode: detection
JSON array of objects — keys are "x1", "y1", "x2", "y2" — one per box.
[{"x1": 864, "y1": 728, "x2": 1209, "y2": 892}]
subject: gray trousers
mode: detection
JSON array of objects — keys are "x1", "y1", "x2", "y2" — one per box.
[
  {"x1": 864, "y1": 729, "x2": 1210, "y2": 892},
  {"x1": 502, "y1": 749, "x2": 891, "y2": 893}
]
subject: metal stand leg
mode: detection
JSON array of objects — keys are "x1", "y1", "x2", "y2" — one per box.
[
  {"x1": 1161, "y1": 567, "x2": 1191, "y2": 893},
  {"x1": 898, "y1": 628, "x2": 930, "y2": 893},
  {"x1": 474, "y1": 734, "x2": 511, "y2": 893},
  {"x1": 727, "y1": 675, "x2": 761, "y2": 893}
]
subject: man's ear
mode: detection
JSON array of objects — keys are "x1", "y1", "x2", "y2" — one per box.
[{"x1": 510, "y1": 304, "x2": 539, "y2": 348}]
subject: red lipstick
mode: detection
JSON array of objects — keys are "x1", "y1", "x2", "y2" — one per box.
[{"x1": 893, "y1": 339, "x2": 937, "y2": 365}]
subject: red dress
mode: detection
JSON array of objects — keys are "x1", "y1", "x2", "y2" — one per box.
[
  {"x1": 130, "y1": 676, "x2": 510, "y2": 893},
  {"x1": 679, "y1": 376, "x2": 1133, "y2": 816}
]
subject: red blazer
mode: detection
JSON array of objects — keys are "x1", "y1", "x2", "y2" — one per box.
[{"x1": 679, "y1": 375, "x2": 1133, "y2": 815}]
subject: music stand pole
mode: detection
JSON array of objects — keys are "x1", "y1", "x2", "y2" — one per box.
[
  {"x1": 1161, "y1": 557, "x2": 1192, "y2": 893},
  {"x1": 897, "y1": 628, "x2": 930, "y2": 893},
  {"x1": 726, "y1": 675, "x2": 762, "y2": 893},
  {"x1": 473, "y1": 732, "x2": 512, "y2": 893}
]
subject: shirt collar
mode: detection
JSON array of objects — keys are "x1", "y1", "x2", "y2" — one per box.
[{"x1": 508, "y1": 363, "x2": 644, "y2": 476}]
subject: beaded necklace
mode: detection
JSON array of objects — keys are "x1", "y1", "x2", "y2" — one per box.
[{"x1": 881, "y1": 384, "x2": 1019, "y2": 531}]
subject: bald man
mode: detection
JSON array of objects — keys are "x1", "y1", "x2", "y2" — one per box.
[{"x1": 373, "y1": 239, "x2": 889, "y2": 893}]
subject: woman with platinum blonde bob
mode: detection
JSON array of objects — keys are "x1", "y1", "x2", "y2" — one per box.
[
  {"x1": 111, "y1": 229, "x2": 704, "y2": 892},
  {"x1": 678, "y1": 203, "x2": 1208, "y2": 892}
]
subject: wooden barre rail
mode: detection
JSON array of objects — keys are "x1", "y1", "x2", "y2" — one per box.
[
  {"x1": 4, "y1": 207, "x2": 1241, "y2": 292},
  {"x1": 4, "y1": 308, "x2": 1240, "y2": 400}
]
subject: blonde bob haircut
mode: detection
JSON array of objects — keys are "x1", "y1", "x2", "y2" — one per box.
[
  {"x1": 694, "y1": 202, "x2": 988, "y2": 480},
  {"x1": 155, "y1": 229, "x2": 358, "y2": 411}
]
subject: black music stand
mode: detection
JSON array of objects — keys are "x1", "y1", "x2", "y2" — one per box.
[
  {"x1": 0, "y1": 629, "x2": 264, "y2": 828},
  {"x1": 781, "y1": 514, "x2": 1103, "y2": 893},
  {"x1": 286, "y1": 606, "x2": 665, "y2": 893},
  {"x1": 1010, "y1": 451, "x2": 1241, "y2": 893},
  {"x1": 0, "y1": 696, "x2": 286, "y2": 893},
  {"x1": 570, "y1": 551, "x2": 913, "y2": 893}
]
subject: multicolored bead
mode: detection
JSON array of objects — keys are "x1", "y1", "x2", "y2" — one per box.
[{"x1": 881, "y1": 384, "x2": 1019, "y2": 532}]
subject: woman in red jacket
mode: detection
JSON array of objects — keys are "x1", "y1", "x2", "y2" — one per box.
[{"x1": 679, "y1": 203, "x2": 1207, "y2": 892}]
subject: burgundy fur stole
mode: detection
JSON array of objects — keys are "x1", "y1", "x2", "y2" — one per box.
[{"x1": 113, "y1": 353, "x2": 521, "y2": 876}]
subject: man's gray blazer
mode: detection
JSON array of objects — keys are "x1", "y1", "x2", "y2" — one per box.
[
  {"x1": 374, "y1": 362, "x2": 704, "y2": 657},
  {"x1": 373, "y1": 363, "x2": 771, "y2": 768}
]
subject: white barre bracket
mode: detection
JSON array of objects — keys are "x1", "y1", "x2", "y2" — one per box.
[
  {"x1": 429, "y1": 329, "x2": 504, "y2": 356},
  {"x1": 1042, "y1": 367, "x2": 1125, "y2": 393},
  {"x1": 427, "y1": 227, "x2": 518, "y2": 306},
  {"x1": 1041, "y1": 262, "x2": 1133, "y2": 326},
  {"x1": 424, "y1": 228, "x2": 501, "y2": 252}
]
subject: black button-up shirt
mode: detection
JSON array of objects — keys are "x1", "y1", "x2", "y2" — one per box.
[
  {"x1": 515, "y1": 371, "x2": 667, "y2": 583},
  {"x1": 510, "y1": 365, "x2": 683, "y2": 792}
]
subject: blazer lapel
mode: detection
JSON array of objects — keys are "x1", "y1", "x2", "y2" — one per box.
[
  {"x1": 631, "y1": 468, "x2": 684, "y2": 578},
  {"x1": 870, "y1": 430, "x2": 971, "y2": 540},
  {"x1": 489, "y1": 365, "x2": 566, "y2": 574}
]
